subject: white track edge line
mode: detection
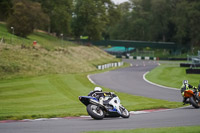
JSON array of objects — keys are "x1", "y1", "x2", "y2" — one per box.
[
  {"x1": 143, "y1": 71, "x2": 179, "y2": 91},
  {"x1": 87, "y1": 75, "x2": 96, "y2": 85}
]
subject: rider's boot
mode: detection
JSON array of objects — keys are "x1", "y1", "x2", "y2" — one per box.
[
  {"x1": 99, "y1": 97, "x2": 104, "y2": 105},
  {"x1": 183, "y1": 97, "x2": 189, "y2": 105}
]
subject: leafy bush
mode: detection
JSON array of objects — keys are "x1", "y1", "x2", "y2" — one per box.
[{"x1": 6, "y1": 0, "x2": 49, "y2": 37}]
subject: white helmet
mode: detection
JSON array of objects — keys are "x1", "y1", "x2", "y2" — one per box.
[
  {"x1": 94, "y1": 87, "x2": 102, "y2": 92},
  {"x1": 183, "y1": 80, "x2": 188, "y2": 85}
]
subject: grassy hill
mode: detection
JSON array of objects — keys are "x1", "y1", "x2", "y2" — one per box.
[{"x1": 0, "y1": 23, "x2": 119, "y2": 79}]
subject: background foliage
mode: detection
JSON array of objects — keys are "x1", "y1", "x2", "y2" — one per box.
[{"x1": 1, "y1": 0, "x2": 200, "y2": 47}]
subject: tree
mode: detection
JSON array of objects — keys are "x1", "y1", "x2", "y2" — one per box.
[
  {"x1": 109, "y1": 0, "x2": 200, "y2": 50},
  {"x1": 0, "y1": 0, "x2": 13, "y2": 21},
  {"x1": 109, "y1": 13, "x2": 131, "y2": 40},
  {"x1": 72, "y1": 0, "x2": 111, "y2": 40},
  {"x1": 174, "y1": 0, "x2": 200, "y2": 48},
  {"x1": 188, "y1": 1, "x2": 200, "y2": 47},
  {"x1": 38, "y1": 0, "x2": 73, "y2": 36},
  {"x1": 130, "y1": 0, "x2": 152, "y2": 41},
  {"x1": 50, "y1": 4, "x2": 72, "y2": 36},
  {"x1": 110, "y1": 0, "x2": 175, "y2": 42},
  {"x1": 110, "y1": 0, "x2": 151, "y2": 40},
  {"x1": 149, "y1": 0, "x2": 172, "y2": 42},
  {"x1": 108, "y1": 2, "x2": 132, "y2": 40},
  {"x1": 103, "y1": 2, "x2": 122, "y2": 40},
  {"x1": 6, "y1": 0, "x2": 49, "y2": 37}
]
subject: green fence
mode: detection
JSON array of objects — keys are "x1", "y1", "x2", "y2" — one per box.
[{"x1": 81, "y1": 40, "x2": 178, "y2": 50}]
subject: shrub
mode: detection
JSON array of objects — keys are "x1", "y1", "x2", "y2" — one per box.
[{"x1": 6, "y1": 0, "x2": 49, "y2": 37}]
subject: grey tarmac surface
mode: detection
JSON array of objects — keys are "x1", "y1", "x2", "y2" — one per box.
[
  {"x1": 0, "y1": 106, "x2": 199, "y2": 133},
  {"x1": 90, "y1": 59, "x2": 181, "y2": 102},
  {"x1": 0, "y1": 59, "x2": 199, "y2": 133}
]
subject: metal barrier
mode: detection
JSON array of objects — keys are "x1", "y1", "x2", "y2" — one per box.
[
  {"x1": 120, "y1": 56, "x2": 157, "y2": 60},
  {"x1": 97, "y1": 62, "x2": 124, "y2": 70}
]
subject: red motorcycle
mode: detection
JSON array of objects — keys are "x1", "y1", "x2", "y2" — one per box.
[{"x1": 184, "y1": 89, "x2": 200, "y2": 108}]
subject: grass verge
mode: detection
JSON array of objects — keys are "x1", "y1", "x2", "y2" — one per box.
[
  {"x1": 86, "y1": 125, "x2": 200, "y2": 133},
  {"x1": 145, "y1": 62, "x2": 200, "y2": 88}
]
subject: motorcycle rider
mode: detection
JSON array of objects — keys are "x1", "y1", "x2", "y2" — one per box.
[
  {"x1": 181, "y1": 80, "x2": 198, "y2": 105},
  {"x1": 88, "y1": 87, "x2": 116, "y2": 105}
]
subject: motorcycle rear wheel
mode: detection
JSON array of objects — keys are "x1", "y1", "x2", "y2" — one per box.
[
  {"x1": 87, "y1": 104, "x2": 105, "y2": 120},
  {"x1": 189, "y1": 97, "x2": 200, "y2": 108}
]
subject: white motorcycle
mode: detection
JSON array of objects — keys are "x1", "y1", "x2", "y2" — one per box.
[{"x1": 79, "y1": 92, "x2": 130, "y2": 120}]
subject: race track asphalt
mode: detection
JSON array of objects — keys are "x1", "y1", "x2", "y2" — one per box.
[
  {"x1": 90, "y1": 59, "x2": 181, "y2": 102},
  {"x1": 0, "y1": 106, "x2": 199, "y2": 133},
  {"x1": 0, "y1": 59, "x2": 199, "y2": 133}
]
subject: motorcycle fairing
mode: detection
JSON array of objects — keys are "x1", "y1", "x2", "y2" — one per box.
[
  {"x1": 184, "y1": 90, "x2": 194, "y2": 98},
  {"x1": 108, "y1": 96, "x2": 122, "y2": 115},
  {"x1": 79, "y1": 96, "x2": 98, "y2": 106}
]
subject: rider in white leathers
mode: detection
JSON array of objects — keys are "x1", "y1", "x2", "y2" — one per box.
[{"x1": 88, "y1": 87, "x2": 116, "y2": 105}]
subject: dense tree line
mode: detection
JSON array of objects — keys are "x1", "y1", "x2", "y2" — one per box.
[
  {"x1": 110, "y1": 0, "x2": 200, "y2": 47},
  {"x1": 0, "y1": 0, "x2": 199, "y2": 47}
]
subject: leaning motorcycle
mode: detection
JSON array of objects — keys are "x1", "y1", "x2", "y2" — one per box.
[
  {"x1": 184, "y1": 89, "x2": 200, "y2": 108},
  {"x1": 79, "y1": 93, "x2": 130, "y2": 120}
]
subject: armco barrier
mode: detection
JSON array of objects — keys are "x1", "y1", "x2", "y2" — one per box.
[
  {"x1": 97, "y1": 62, "x2": 124, "y2": 70},
  {"x1": 120, "y1": 56, "x2": 186, "y2": 61},
  {"x1": 120, "y1": 56, "x2": 157, "y2": 60},
  {"x1": 159, "y1": 58, "x2": 187, "y2": 60},
  {"x1": 180, "y1": 63, "x2": 200, "y2": 67},
  {"x1": 186, "y1": 69, "x2": 200, "y2": 74}
]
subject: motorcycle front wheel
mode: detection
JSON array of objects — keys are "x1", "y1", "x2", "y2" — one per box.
[
  {"x1": 189, "y1": 97, "x2": 200, "y2": 108},
  {"x1": 119, "y1": 107, "x2": 130, "y2": 118},
  {"x1": 87, "y1": 104, "x2": 105, "y2": 120}
]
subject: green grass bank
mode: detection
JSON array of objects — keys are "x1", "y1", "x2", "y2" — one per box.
[
  {"x1": 0, "y1": 23, "x2": 120, "y2": 79},
  {"x1": 145, "y1": 61, "x2": 200, "y2": 88}
]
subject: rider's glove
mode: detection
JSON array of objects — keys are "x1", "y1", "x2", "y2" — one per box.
[{"x1": 194, "y1": 88, "x2": 198, "y2": 93}]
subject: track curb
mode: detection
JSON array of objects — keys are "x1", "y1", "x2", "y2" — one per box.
[
  {"x1": 130, "y1": 108, "x2": 171, "y2": 115},
  {"x1": 0, "y1": 108, "x2": 170, "y2": 123}
]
